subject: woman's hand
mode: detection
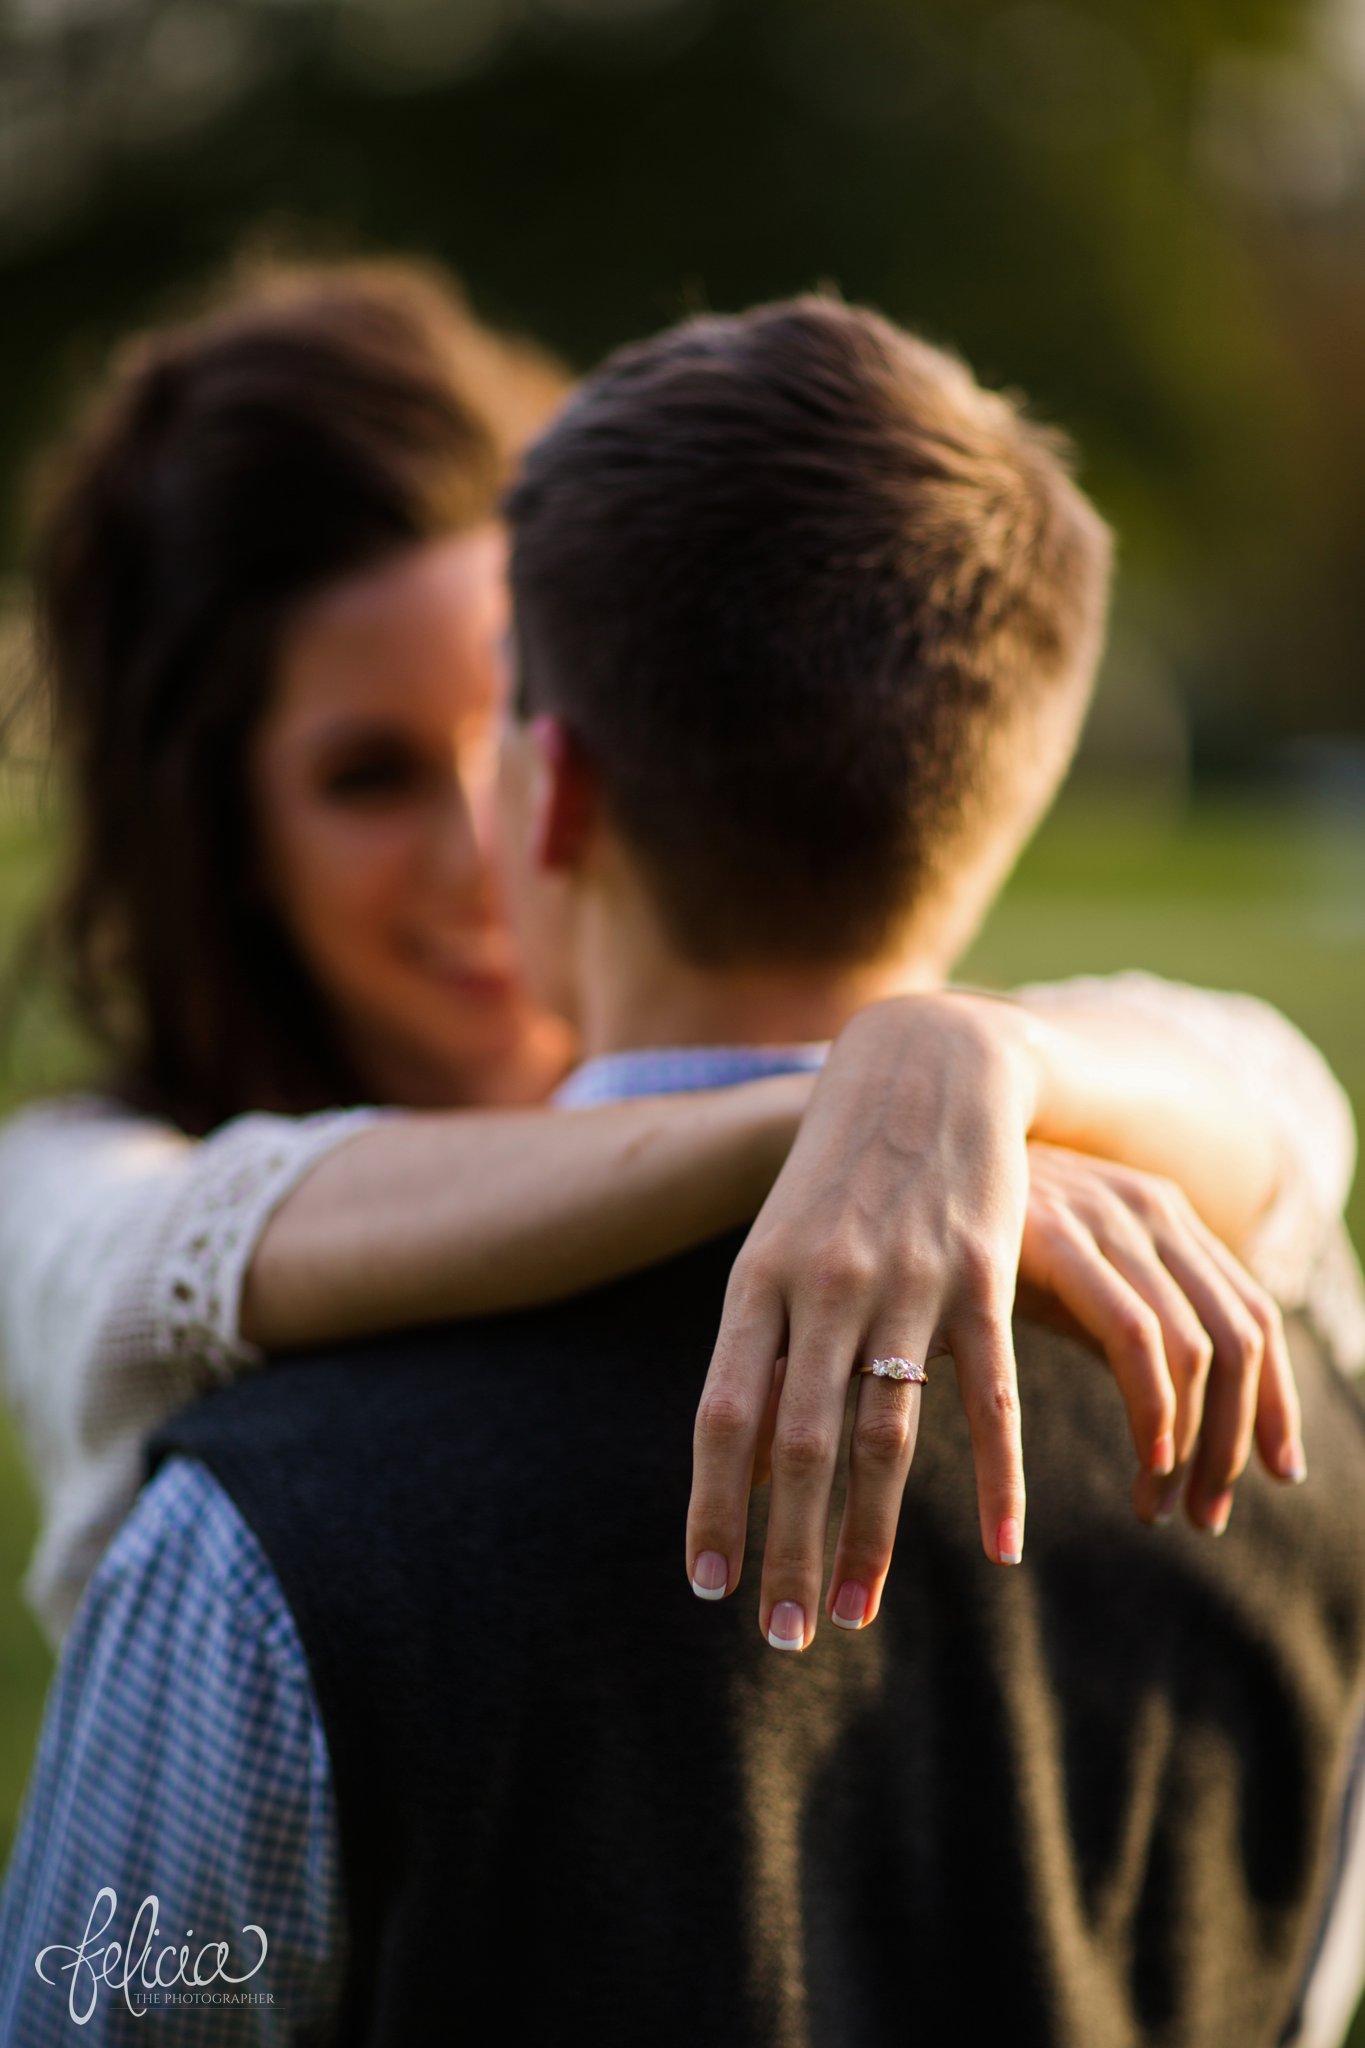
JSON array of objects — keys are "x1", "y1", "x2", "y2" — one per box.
[
  {"x1": 687, "y1": 992, "x2": 1037, "y2": 1650},
  {"x1": 1016, "y1": 1143, "x2": 1304, "y2": 1533}
]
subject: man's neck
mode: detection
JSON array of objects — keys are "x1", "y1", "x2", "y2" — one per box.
[{"x1": 573, "y1": 895, "x2": 944, "y2": 1059}]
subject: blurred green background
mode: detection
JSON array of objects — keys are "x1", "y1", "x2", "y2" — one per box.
[{"x1": 0, "y1": 0, "x2": 1362, "y2": 2034}]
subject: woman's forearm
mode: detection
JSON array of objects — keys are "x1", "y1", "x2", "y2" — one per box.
[{"x1": 239, "y1": 1077, "x2": 809, "y2": 1351}]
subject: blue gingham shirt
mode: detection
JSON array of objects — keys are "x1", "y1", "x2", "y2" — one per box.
[
  {"x1": 0, "y1": 1458, "x2": 342, "y2": 2042},
  {"x1": 1, "y1": 1042, "x2": 1359, "y2": 2043}
]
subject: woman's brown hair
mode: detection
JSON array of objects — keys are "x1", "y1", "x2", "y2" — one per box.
[{"x1": 25, "y1": 257, "x2": 566, "y2": 1134}]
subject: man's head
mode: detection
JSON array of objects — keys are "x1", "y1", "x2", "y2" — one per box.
[{"x1": 499, "y1": 295, "x2": 1112, "y2": 1033}]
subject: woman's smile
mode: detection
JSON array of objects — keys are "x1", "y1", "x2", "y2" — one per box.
[{"x1": 397, "y1": 932, "x2": 522, "y2": 998}]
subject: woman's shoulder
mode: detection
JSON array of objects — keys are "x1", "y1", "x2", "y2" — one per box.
[
  {"x1": 1011, "y1": 968, "x2": 1356, "y2": 1162},
  {"x1": 0, "y1": 1090, "x2": 191, "y2": 1164},
  {"x1": 0, "y1": 1090, "x2": 391, "y2": 1138},
  {"x1": 0, "y1": 1097, "x2": 397, "y2": 1269},
  {"x1": 1009, "y1": 964, "x2": 1312, "y2": 1033},
  {"x1": 2, "y1": 1088, "x2": 140, "y2": 1120},
  {"x1": 0, "y1": 1087, "x2": 166, "y2": 1127}
]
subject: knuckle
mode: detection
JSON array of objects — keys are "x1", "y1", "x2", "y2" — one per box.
[
  {"x1": 1027, "y1": 1184, "x2": 1065, "y2": 1223},
  {"x1": 810, "y1": 1242, "x2": 877, "y2": 1303},
  {"x1": 725, "y1": 1250, "x2": 782, "y2": 1313},
  {"x1": 1090, "y1": 1184, "x2": 1134, "y2": 1234},
  {"x1": 952, "y1": 1295, "x2": 1014, "y2": 1349},
  {"x1": 1171, "y1": 1327, "x2": 1214, "y2": 1384},
  {"x1": 1030, "y1": 1191, "x2": 1079, "y2": 1243},
  {"x1": 884, "y1": 1244, "x2": 937, "y2": 1298},
  {"x1": 772, "y1": 1423, "x2": 837, "y2": 1476},
  {"x1": 694, "y1": 1390, "x2": 752, "y2": 1452},
  {"x1": 853, "y1": 1408, "x2": 914, "y2": 1466},
  {"x1": 964, "y1": 1373, "x2": 1021, "y2": 1432},
  {"x1": 1144, "y1": 1173, "x2": 1184, "y2": 1218},
  {"x1": 1247, "y1": 1285, "x2": 1285, "y2": 1341},
  {"x1": 1107, "y1": 1167, "x2": 1155, "y2": 1215},
  {"x1": 1113, "y1": 1300, "x2": 1161, "y2": 1361},
  {"x1": 1217, "y1": 1315, "x2": 1265, "y2": 1377},
  {"x1": 762, "y1": 1542, "x2": 821, "y2": 1581},
  {"x1": 1126, "y1": 1173, "x2": 1181, "y2": 1231},
  {"x1": 956, "y1": 1237, "x2": 1009, "y2": 1304}
]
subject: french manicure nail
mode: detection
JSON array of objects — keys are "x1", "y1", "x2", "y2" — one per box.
[
  {"x1": 768, "y1": 1601, "x2": 805, "y2": 1650},
  {"x1": 832, "y1": 1581, "x2": 869, "y2": 1630},
  {"x1": 690, "y1": 1551, "x2": 728, "y2": 1601},
  {"x1": 1280, "y1": 1443, "x2": 1308, "y2": 1485},
  {"x1": 996, "y1": 1519, "x2": 1023, "y2": 1565},
  {"x1": 1204, "y1": 1491, "x2": 1233, "y2": 1536}
]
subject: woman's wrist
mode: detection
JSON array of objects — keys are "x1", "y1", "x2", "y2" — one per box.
[
  {"x1": 839, "y1": 988, "x2": 1043, "y2": 1140},
  {"x1": 935, "y1": 989, "x2": 1052, "y2": 1136}
]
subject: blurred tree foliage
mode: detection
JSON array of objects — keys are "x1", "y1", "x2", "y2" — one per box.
[{"x1": 0, "y1": 0, "x2": 1362, "y2": 760}]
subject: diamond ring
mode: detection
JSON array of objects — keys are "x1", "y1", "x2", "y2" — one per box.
[{"x1": 857, "y1": 1356, "x2": 927, "y2": 1384}]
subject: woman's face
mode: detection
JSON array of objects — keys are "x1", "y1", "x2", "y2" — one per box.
[{"x1": 249, "y1": 528, "x2": 576, "y2": 1108}]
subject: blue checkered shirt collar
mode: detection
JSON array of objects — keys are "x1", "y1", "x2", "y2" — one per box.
[{"x1": 553, "y1": 1042, "x2": 829, "y2": 1106}]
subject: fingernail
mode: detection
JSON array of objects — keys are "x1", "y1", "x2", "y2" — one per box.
[
  {"x1": 690, "y1": 1551, "x2": 728, "y2": 1601},
  {"x1": 1154, "y1": 1478, "x2": 1183, "y2": 1525},
  {"x1": 1204, "y1": 1491, "x2": 1233, "y2": 1536},
  {"x1": 832, "y1": 1581, "x2": 869, "y2": 1630},
  {"x1": 1279, "y1": 1442, "x2": 1308, "y2": 1485},
  {"x1": 996, "y1": 1519, "x2": 1023, "y2": 1565},
  {"x1": 1150, "y1": 1431, "x2": 1175, "y2": 1477},
  {"x1": 767, "y1": 1601, "x2": 805, "y2": 1650}
]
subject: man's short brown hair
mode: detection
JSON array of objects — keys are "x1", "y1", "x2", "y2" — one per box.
[{"x1": 508, "y1": 295, "x2": 1112, "y2": 968}]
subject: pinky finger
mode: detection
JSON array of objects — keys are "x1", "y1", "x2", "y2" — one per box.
[
  {"x1": 1244, "y1": 1292, "x2": 1305, "y2": 1482},
  {"x1": 946, "y1": 1308, "x2": 1027, "y2": 1568},
  {"x1": 1170, "y1": 1216, "x2": 1306, "y2": 1485}
]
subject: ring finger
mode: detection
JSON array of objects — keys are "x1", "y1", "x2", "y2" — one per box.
[{"x1": 824, "y1": 1345, "x2": 929, "y2": 1632}]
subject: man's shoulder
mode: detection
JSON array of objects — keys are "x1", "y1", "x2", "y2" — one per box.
[{"x1": 148, "y1": 1228, "x2": 750, "y2": 1488}]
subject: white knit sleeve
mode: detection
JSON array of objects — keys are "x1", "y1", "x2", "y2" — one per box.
[
  {"x1": 1010, "y1": 969, "x2": 1365, "y2": 1378},
  {"x1": 0, "y1": 1093, "x2": 389, "y2": 1646}
]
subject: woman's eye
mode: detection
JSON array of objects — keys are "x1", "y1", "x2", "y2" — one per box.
[{"x1": 321, "y1": 757, "x2": 416, "y2": 801}]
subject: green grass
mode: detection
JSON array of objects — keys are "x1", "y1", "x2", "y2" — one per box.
[{"x1": 0, "y1": 790, "x2": 1362, "y2": 2037}]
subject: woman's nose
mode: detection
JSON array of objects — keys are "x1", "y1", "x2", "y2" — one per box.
[{"x1": 428, "y1": 770, "x2": 503, "y2": 910}]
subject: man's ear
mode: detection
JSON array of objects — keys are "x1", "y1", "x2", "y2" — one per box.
[{"x1": 527, "y1": 714, "x2": 600, "y2": 873}]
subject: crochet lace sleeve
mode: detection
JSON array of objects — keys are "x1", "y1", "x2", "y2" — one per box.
[
  {"x1": 1009, "y1": 969, "x2": 1365, "y2": 1380},
  {"x1": 0, "y1": 1094, "x2": 389, "y2": 1644}
]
